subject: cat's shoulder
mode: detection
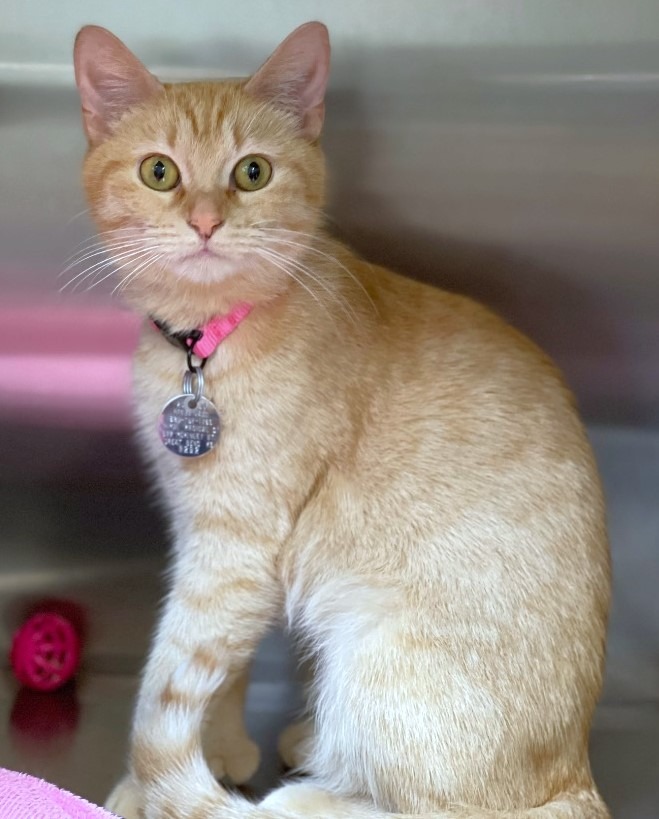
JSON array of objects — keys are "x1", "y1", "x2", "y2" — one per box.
[{"x1": 362, "y1": 261, "x2": 567, "y2": 389}]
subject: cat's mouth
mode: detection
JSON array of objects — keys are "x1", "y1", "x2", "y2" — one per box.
[
  {"x1": 170, "y1": 244, "x2": 242, "y2": 284},
  {"x1": 182, "y1": 246, "x2": 223, "y2": 261}
]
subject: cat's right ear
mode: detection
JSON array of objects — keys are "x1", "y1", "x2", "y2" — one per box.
[{"x1": 73, "y1": 26, "x2": 163, "y2": 146}]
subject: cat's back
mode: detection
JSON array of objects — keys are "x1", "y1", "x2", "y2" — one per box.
[
  {"x1": 349, "y1": 262, "x2": 605, "y2": 550},
  {"x1": 363, "y1": 262, "x2": 583, "y2": 441}
]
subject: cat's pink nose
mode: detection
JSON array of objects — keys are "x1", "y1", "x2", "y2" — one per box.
[{"x1": 187, "y1": 211, "x2": 224, "y2": 239}]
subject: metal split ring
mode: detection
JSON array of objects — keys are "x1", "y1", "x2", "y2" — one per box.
[{"x1": 182, "y1": 366, "x2": 204, "y2": 405}]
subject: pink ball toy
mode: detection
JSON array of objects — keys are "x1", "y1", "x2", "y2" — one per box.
[{"x1": 10, "y1": 612, "x2": 81, "y2": 692}]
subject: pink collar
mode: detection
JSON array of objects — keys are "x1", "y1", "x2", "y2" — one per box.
[{"x1": 152, "y1": 302, "x2": 253, "y2": 361}]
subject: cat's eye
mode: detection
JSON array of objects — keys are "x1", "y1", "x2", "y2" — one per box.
[
  {"x1": 139, "y1": 155, "x2": 180, "y2": 191},
  {"x1": 233, "y1": 155, "x2": 272, "y2": 192}
]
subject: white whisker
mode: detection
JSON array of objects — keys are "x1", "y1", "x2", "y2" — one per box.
[
  {"x1": 65, "y1": 227, "x2": 149, "y2": 251},
  {"x1": 85, "y1": 249, "x2": 161, "y2": 294},
  {"x1": 64, "y1": 208, "x2": 90, "y2": 226},
  {"x1": 60, "y1": 246, "x2": 162, "y2": 293},
  {"x1": 59, "y1": 240, "x2": 154, "y2": 276},
  {"x1": 257, "y1": 232, "x2": 377, "y2": 316},
  {"x1": 63, "y1": 246, "x2": 157, "y2": 292},
  {"x1": 250, "y1": 225, "x2": 377, "y2": 316},
  {"x1": 112, "y1": 253, "x2": 164, "y2": 295},
  {"x1": 258, "y1": 245, "x2": 358, "y2": 326},
  {"x1": 62, "y1": 226, "x2": 177, "y2": 260},
  {"x1": 253, "y1": 248, "x2": 330, "y2": 319}
]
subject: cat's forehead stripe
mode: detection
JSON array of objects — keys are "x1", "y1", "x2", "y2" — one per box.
[
  {"x1": 167, "y1": 90, "x2": 241, "y2": 156},
  {"x1": 183, "y1": 102, "x2": 201, "y2": 142},
  {"x1": 165, "y1": 117, "x2": 178, "y2": 152}
]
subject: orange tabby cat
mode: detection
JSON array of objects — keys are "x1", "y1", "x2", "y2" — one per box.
[{"x1": 73, "y1": 22, "x2": 610, "y2": 819}]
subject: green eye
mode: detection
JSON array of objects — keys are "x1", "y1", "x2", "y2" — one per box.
[
  {"x1": 233, "y1": 155, "x2": 272, "y2": 192},
  {"x1": 139, "y1": 155, "x2": 180, "y2": 191}
]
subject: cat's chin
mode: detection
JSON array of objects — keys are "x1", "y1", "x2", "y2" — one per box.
[{"x1": 171, "y1": 253, "x2": 241, "y2": 285}]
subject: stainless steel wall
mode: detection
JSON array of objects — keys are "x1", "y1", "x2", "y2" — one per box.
[{"x1": 2, "y1": 0, "x2": 659, "y2": 426}]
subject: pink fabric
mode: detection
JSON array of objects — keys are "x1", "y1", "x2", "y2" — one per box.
[
  {"x1": 0, "y1": 768, "x2": 117, "y2": 818},
  {"x1": 190, "y1": 302, "x2": 253, "y2": 358}
]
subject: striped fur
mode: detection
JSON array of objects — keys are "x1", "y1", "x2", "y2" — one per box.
[{"x1": 74, "y1": 23, "x2": 610, "y2": 819}]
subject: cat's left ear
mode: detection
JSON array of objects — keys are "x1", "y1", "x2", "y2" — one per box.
[
  {"x1": 73, "y1": 26, "x2": 163, "y2": 146},
  {"x1": 245, "y1": 22, "x2": 330, "y2": 141}
]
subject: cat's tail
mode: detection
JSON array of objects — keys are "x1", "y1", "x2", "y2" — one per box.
[{"x1": 238, "y1": 781, "x2": 610, "y2": 819}]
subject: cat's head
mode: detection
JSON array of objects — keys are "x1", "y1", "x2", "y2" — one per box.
[{"x1": 73, "y1": 23, "x2": 330, "y2": 320}]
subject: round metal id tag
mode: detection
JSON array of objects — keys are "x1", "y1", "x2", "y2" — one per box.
[{"x1": 158, "y1": 369, "x2": 221, "y2": 458}]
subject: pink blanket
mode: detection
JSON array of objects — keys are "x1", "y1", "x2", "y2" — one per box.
[{"x1": 0, "y1": 768, "x2": 118, "y2": 818}]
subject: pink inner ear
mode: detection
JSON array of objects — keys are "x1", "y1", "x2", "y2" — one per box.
[
  {"x1": 244, "y1": 22, "x2": 330, "y2": 140},
  {"x1": 74, "y1": 26, "x2": 163, "y2": 145}
]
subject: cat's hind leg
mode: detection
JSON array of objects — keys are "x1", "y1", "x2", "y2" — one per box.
[
  {"x1": 277, "y1": 718, "x2": 313, "y2": 770},
  {"x1": 277, "y1": 656, "x2": 315, "y2": 771},
  {"x1": 105, "y1": 775, "x2": 142, "y2": 819},
  {"x1": 203, "y1": 667, "x2": 260, "y2": 785}
]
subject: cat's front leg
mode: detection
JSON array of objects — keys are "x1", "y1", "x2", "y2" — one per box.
[
  {"x1": 118, "y1": 523, "x2": 281, "y2": 819},
  {"x1": 108, "y1": 669, "x2": 262, "y2": 817}
]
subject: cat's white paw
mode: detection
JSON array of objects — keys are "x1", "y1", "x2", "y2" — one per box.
[
  {"x1": 105, "y1": 775, "x2": 142, "y2": 819},
  {"x1": 278, "y1": 719, "x2": 313, "y2": 770},
  {"x1": 206, "y1": 735, "x2": 261, "y2": 785}
]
